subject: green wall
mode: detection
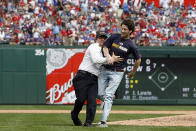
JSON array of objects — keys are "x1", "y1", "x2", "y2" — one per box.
[
  {"x1": 0, "y1": 44, "x2": 196, "y2": 105},
  {"x1": 0, "y1": 45, "x2": 46, "y2": 104}
]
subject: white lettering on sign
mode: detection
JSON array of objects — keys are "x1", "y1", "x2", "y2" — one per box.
[
  {"x1": 35, "y1": 49, "x2": 45, "y2": 56},
  {"x1": 46, "y1": 72, "x2": 74, "y2": 104},
  {"x1": 146, "y1": 59, "x2": 151, "y2": 65},
  {"x1": 153, "y1": 63, "x2": 157, "y2": 68},
  {"x1": 127, "y1": 66, "x2": 143, "y2": 72},
  {"x1": 138, "y1": 96, "x2": 158, "y2": 100},
  {"x1": 146, "y1": 66, "x2": 151, "y2": 72},
  {"x1": 137, "y1": 90, "x2": 152, "y2": 95},
  {"x1": 127, "y1": 59, "x2": 136, "y2": 65},
  {"x1": 126, "y1": 58, "x2": 159, "y2": 73},
  {"x1": 182, "y1": 93, "x2": 188, "y2": 97},
  {"x1": 123, "y1": 96, "x2": 130, "y2": 100},
  {"x1": 182, "y1": 88, "x2": 190, "y2": 92},
  {"x1": 62, "y1": 91, "x2": 76, "y2": 104}
]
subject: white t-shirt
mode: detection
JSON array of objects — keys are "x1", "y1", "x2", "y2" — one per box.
[
  {"x1": 33, "y1": 31, "x2": 40, "y2": 38},
  {"x1": 0, "y1": 31, "x2": 5, "y2": 40},
  {"x1": 47, "y1": 0, "x2": 53, "y2": 6},
  {"x1": 18, "y1": 32, "x2": 23, "y2": 39},
  {"x1": 79, "y1": 43, "x2": 107, "y2": 76},
  {"x1": 29, "y1": 1, "x2": 35, "y2": 7},
  {"x1": 160, "y1": 0, "x2": 171, "y2": 9},
  {"x1": 34, "y1": 6, "x2": 40, "y2": 14},
  {"x1": 111, "y1": 0, "x2": 120, "y2": 11}
]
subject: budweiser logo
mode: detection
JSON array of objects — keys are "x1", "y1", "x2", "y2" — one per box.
[
  {"x1": 46, "y1": 48, "x2": 85, "y2": 104},
  {"x1": 46, "y1": 72, "x2": 76, "y2": 104}
]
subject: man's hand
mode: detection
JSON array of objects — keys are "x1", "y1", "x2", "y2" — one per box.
[
  {"x1": 104, "y1": 47, "x2": 114, "y2": 65},
  {"x1": 106, "y1": 53, "x2": 123, "y2": 65},
  {"x1": 111, "y1": 52, "x2": 123, "y2": 63},
  {"x1": 106, "y1": 56, "x2": 114, "y2": 64}
]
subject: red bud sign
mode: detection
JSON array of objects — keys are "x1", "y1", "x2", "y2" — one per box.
[{"x1": 46, "y1": 49, "x2": 85, "y2": 104}]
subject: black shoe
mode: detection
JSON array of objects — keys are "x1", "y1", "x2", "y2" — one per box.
[
  {"x1": 71, "y1": 111, "x2": 82, "y2": 126},
  {"x1": 84, "y1": 123, "x2": 92, "y2": 127}
]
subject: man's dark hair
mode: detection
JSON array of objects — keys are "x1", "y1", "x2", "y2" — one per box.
[
  {"x1": 96, "y1": 31, "x2": 107, "y2": 39},
  {"x1": 121, "y1": 19, "x2": 135, "y2": 33}
]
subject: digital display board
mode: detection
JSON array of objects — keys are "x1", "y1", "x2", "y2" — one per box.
[{"x1": 117, "y1": 58, "x2": 196, "y2": 101}]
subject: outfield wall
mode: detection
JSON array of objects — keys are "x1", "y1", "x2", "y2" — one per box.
[
  {"x1": 0, "y1": 44, "x2": 196, "y2": 105},
  {"x1": 0, "y1": 45, "x2": 46, "y2": 104}
]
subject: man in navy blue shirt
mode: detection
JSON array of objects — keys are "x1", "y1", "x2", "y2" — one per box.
[{"x1": 97, "y1": 19, "x2": 142, "y2": 127}]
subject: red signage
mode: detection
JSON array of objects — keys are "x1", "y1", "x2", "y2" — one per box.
[{"x1": 46, "y1": 49, "x2": 85, "y2": 104}]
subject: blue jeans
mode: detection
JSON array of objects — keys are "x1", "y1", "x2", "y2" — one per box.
[{"x1": 98, "y1": 68, "x2": 124, "y2": 122}]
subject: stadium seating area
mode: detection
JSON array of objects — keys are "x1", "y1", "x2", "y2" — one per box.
[{"x1": 0, "y1": 0, "x2": 196, "y2": 46}]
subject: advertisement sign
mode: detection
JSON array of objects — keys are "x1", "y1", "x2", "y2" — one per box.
[
  {"x1": 118, "y1": 58, "x2": 196, "y2": 101},
  {"x1": 46, "y1": 48, "x2": 85, "y2": 104}
]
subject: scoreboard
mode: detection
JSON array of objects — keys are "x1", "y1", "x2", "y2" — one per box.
[{"x1": 117, "y1": 57, "x2": 196, "y2": 104}]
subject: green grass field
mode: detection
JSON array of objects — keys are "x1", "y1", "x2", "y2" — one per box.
[{"x1": 0, "y1": 105, "x2": 196, "y2": 131}]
